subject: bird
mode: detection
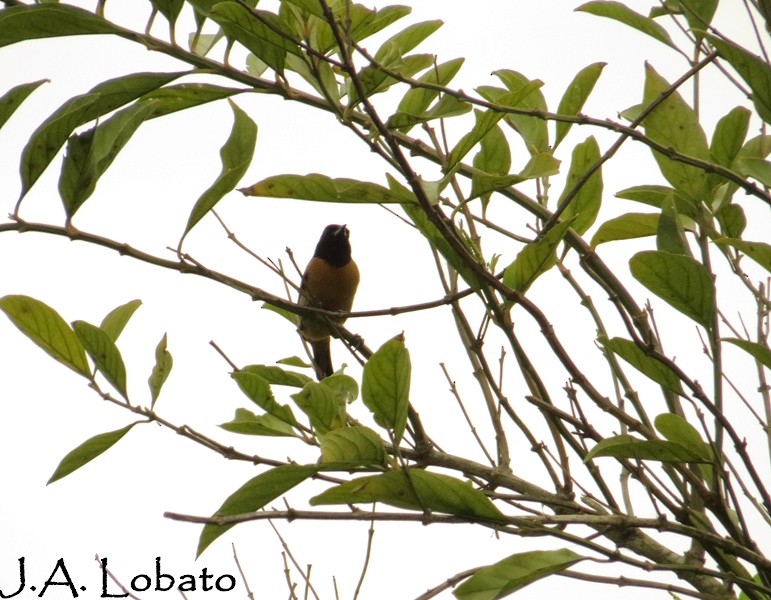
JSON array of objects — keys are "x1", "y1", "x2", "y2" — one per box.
[{"x1": 299, "y1": 224, "x2": 359, "y2": 380}]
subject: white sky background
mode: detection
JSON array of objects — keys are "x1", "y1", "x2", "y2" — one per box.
[{"x1": 0, "y1": 1, "x2": 766, "y2": 599}]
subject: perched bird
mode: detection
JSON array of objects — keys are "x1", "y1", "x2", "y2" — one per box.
[{"x1": 299, "y1": 224, "x2": 359, "y2": 380}]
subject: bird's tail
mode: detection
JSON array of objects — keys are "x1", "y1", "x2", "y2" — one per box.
[{"x1": 310, "y1": 339, "x2": 333, "y2": 380}]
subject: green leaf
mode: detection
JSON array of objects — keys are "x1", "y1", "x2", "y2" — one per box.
[
  {"x1": 319, "y1": 426, "x2": 387, "y2": 468},
  {"x1": 707, "y1": 34, "x2": 771, "y2": 125},
  {"x1": 150, "y1": 0, "x2": 184, "y2": 25},
  {"x1": 349, "y1": 53, "x2": 435, "y2": 107},
  {"x1": 641, "y1": 65, "x2": 711, "y2": 203},
  {"x1": 600, "y1": 336, "x2": 684, "y2": 396},
  {"x1": 722, "y1": 338, "x2": 771, "y2": 370},
  {"x1": 591, "y1": 212, "x2": 659, "y2": 246},
  {"x1": 399, "y1": 193, "x2": 483, "y2": 291},
  {"x1": 471, "y1": 124, "x2": 511, "y2": 204},
  {"x1": 140, "y1": 83, "x2": 246, "y2": 118},
  {"x1": 373, "y1": 19, "x2": 442, "y2": 62},
  {"x1": 517, "y1": 152, "x2": 561, "y2": 180},
  {"x1": 0, "y1": 4, "x2": 121, "y2": 48},
  {"x1": 197, "y1": 465, "x2": 317, "y2": 556},
  {"x1": 148, "y1": 333, "x2": 173, "y2": 407},
  {"x1": 47, "y1": 424, "x2": 137, "y2": 484},
  {"x1": 233, "y1": 370, "x2": 297, "y2": 425},
  {"x1": 711, "y1": 106, "x2": 751, "y2": 168},
  {"x1": 475, "y1": 77, "x2": 547, "y2": 156},
  {"x1": 654, "y1": 413, "x2": 711, "y2": 461},
  {"x1": 183, "y1": 100, "x2": 257, "y2": 236},
  {"x1": 241, "y1": 364, "x2": 312, "y2": 388},
  {"x1": 681, "y1": 0, "x2": 718, "y2": 37},
  {"x1": 656, "y1": 195, "x2": 691, "y2": 256},
  {"x1": 616, "y1": 184, "x2": 698, "y2": 218},
  {"x1": 575, "y1": 1, "x2": 677, "y2": 49},
  {"x1": 454, "y1": 549, "x2": 584, "y2": 599},
  {"x1": 586, "y1": 434, "x2": 711, "y2": 463},
  {"x1": 321, "y1": 373, "x2": 359, "y2": 404},
  {"x1": 99, "y1": 299, "x2": 142, "y2": 342},
  {"x1": 19, "y1": 71, "x2": 185, "y2": 197},
  {"x1": 240, "y1": 173, "x2": 414, "y2": 204},
  {"x1": 388, "y1": 57, "x2": 464, "y2": 132},
  {"x1": 557, "y1": 136, "x2": 602, "y2": 235},
  {"x1": 311, "y1": 470, "x2": 506, "y2": 523},
  {"x1": 714, "y1": 238, "x2": 771, "y2": 273},
  {"x1": 59, "y1": 101, "x2": 158, "y2": 218},
  {"x1": 555, "y1": 62, "x2": 606, "y2": 148},
  {"x1": 72, "y1": 320, "x2": 128, "y2": 399},
  {"x1": 219, "y1": 408, "x2": 296, "y2": 437},
  {"x1": 716, "y1": 203, "x2": 746, "y2": 238},
  {"x1": 210, "y1": 2, "x2": 300, "y2": 74},
  {"x1": 0, "y1": 79, "x2": 47, "y2": 132},
  {"x1": 503, "y1": 219, "x2": 573, "y2": 294},
  {"x1": 291, "y1": 381, "x2": 347, "y2": 434},
  {"x1": 362, "y1": 335, "x2": 411, "y2": 444},
  {"x1": 630, "y1": 250, "x2": 715, "y2": 329},
  {"x1": 0, "y1": 295, "x2": 90, "y2": 377}
]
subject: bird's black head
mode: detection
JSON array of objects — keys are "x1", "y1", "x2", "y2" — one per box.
[{"x1": 314, "y1": 224, "x2": 352, "y2": 267}]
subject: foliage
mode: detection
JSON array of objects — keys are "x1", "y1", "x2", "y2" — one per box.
[{"x1": 1, "y1": 1, "x2": 770, "y2": 598}]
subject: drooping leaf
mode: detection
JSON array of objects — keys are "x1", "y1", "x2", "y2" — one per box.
[
  {"x1": 47, "y1": 424, "x2": 137, "y2": 484},
  {"x1": 575, "y1": 1, "x2": 678, "y2": 49},
  {"x1": 707, "y1": 34, "x2": 771, "y2": 125},
  {"x1": 454, "y1": 549, "x2": 584, "y2": 599},
  {"x1": 219, "y1": 408, "x2": 296, "y2": 437},
  {"x1": 0, "y1": 79, "x2": 47, "y2": 132},
  {"x1": 555, "y1": 62, "x2": 606, "y2": 148},
  {"x1": 197, "y1": 465, "x2": 317, "y2": 556},
  {"x1": 0, "y1": 295, "x2": 90, "y2": 377},
  {"x1": 99, "y1": 299, "x2": 142, "y2": 342},
  {"x1": 361, "y1": 335, "x2": 411, "y2": 444},
  {"x1": 72, "y1": 320, "x2": 128, "y2": 399},
  {"x1": 590, "y1": 212, "x2": 659, "y2": 246},
  {"x1": 714, "y1": 238, "x2": 771, "y2": 273},
  {"x1": 715, "y1": 204, "x2": 746, "y2": 238},
  {"x1": 240, "y1": 173, "x2": 415, "y2": 204},
  {"x1": 471, "y1": 124, "x2": 511, "y2": 205},
  {"x1": 148, "y1": 333, "x2": 173, "y2": 407},
  {"x1": 629, "y1": 250, "x2": 715, "y2": 329},
  {"x1": 680, "y1": 0, "x2": 718, "y2": 38},
  {"x1": 233, "y1": 370, "x2": 297, "y2": 425},
  {"x1": 319, "y1": 426, "x2": 387, "y2": 468},
  {"x1": 59, "y1": 101, "x2": 158, "y2": 218},
  {"x1": 183, "y1": 100, "x2": 257, "y2": 236},
  {"x1": 503, "y1": 219, "x2": 573, "y2": 294},
  {"x1": 641, "y1": 65, "x2": 711, "y2": 203},
  {"x1": 140, "y1": 83, "x2": 247, "y2": 118},
  {"x1": 150, "y1": 0, "x2": 184, "y2": 26},
  {"x1": 19, "y1": 71, "x2": 186, "y2": 197},
  {"x1": 311, "y1": 470, "x2": 506, "y2": 523},
  {"x1": 600, "y1": 336, "x2": 684, "y2": 396},
  {"x1": 557, "y1": 136, "x2": 602, "y2": 235}
]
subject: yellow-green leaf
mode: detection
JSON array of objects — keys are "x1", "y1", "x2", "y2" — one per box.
[{"x1": 48, "y1": 424, "x2": 137, "y2": 484}]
